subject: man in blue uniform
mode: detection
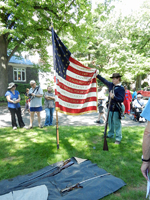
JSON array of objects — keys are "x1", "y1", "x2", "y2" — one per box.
[{"x1": 96, "y1": 73, "x2": 125, "y2": 144}]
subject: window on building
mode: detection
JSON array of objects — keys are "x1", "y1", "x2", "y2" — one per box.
[{"x1": 13, "y1": 68, "x2": 26, "y2": 82}]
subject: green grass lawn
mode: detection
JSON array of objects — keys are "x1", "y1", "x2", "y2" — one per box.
[{"x1": 0, "y1": 125, "x2": 147, "y2": 199}]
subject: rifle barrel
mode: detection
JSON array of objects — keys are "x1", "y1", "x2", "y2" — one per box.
[
  {"x1": 10, "y1": 159, "x2": 73, "y2": 191},
  {"x1": 103, "y1": 97, "x2": 112, "y2": 151},
  {"x1": 61, "y1": 173, "x2": 110, "y2": 193},
  {"x1": 22, "y1": 161, "x2": 74, "y2": 187},
  {"x1": 80, "y1": 173, "x2": 110, "y2": 184}
]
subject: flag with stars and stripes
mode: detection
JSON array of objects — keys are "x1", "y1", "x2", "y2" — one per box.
[{"x1": 52, "y1": 27, "x2": 97, "y2": 115}]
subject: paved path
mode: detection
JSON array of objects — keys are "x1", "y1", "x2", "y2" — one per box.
[{"x1": 0, "y1": 106, "x2": 146, "y2": 128}]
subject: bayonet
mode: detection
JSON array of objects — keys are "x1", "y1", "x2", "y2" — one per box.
[{"x1": 61, "y1": 173, "x2": 110, "y2": 193}]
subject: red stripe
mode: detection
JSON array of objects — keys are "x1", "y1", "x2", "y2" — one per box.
[
  {"x1": 55, "y1": 88, "x2": 57, "y2": 95},
  {"x1": 56, "y1": 91, "x2": 97, "y2": 104},
  {"x1": 56, "y1": 72, "x2": 96, "y2": 86},
  {"x1": 54, "y1": 76, "x2": 56, "y2": 83},
  {"x1": 68, "y1": 65, "x2": 94, "y2": 77},
  {"x1": 69, "y1": 56, "x2": 91, "y2": 70},
  {"x1": 55, "y1": 102, "x2": 97, "y2": 114},
  {"x1": 57, "y1": 81, "x2": 96, "y2": 94},
  {"x1": 66, "y1": 75, "x2": 96, "y2": 86}
]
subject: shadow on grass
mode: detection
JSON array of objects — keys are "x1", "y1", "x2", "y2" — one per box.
[{"x1": 0, "y1": 125, "x2": 146, "y2": 195}]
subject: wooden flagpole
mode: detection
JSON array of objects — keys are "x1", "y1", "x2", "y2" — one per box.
[
  {"x1": 56, "y1": 109, "x2": 59, "y2": 149},
  {"x1": 51, "y1": 20, "x2": 59, "y2": 150}
]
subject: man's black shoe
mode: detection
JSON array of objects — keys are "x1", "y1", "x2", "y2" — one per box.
[{"x1": 94, "y1": 120, "x2": 100, "y2": 123}]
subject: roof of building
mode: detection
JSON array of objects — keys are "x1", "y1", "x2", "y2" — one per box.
[{"x1": 9, "y1": 56, "x2": 33, "y2": 65}]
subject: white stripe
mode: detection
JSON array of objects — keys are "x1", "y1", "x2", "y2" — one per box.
[
  {"x1": 70, "y1": 60, "x2": 96, "y2": 73},
  {"x1": 57, "y1": 85, "x2": 96, "y2": 99},
  {"x1": 56, "y1": 73, "x2": 96, "y2": 90},
  {"x1": 68, "y1": 62, "x2": 96, "y2": 81},
  {"x1": 55, "y1": 97, "x2": 97, "y2": 109},
  {"x1": 67, "y1": 70, "x2": 95, "y2": 81}
]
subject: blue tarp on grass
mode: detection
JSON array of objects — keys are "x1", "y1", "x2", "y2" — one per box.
[{"x1": 0, "y1": 157, "x2": 126, "y2": 200}]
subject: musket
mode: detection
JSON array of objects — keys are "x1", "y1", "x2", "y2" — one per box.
[
  {"x1": 28, "y1": 86, "x2": 40, "y2": 101},
  {"x1": 103, "y1": 97, "x2": 112, "y2": 151},
  {"x1": 22, "y1": 159, "x2": 74, "y2": 187},
  {"x1": 61, "y1": 173, "x2": 110, "y2": 193},
  {"x1": 5, "y1": 159, "x2": 74, "y2": 193}
]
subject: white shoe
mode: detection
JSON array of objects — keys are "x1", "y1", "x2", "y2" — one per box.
[
  {"x1": 13, "y1": 126, "x2": 17, "y2": 130},
  {"x1": 22, "y1": 126, "x2": 28, "y2": 129}
]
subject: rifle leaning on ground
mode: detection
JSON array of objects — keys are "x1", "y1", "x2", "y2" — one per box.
[
  {"x1": 103, "y1": 97, "x2": 112, "y2": 151},
  {"x1": 60, "y1": 173, "x2": 110, "y2": 193}
]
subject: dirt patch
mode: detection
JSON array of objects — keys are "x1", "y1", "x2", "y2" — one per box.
[
  {"x1": 3, "y1": 156, "x2": 16, "y2": 161},
  {"x1": 123, "y1": 184, "x2": 146, "y2": 192},
  {"x1": 93, "y1": 136, "x2": 103, "y2": 144},
  {"x1": 130, "y1": 185, "x2": 146, "y2": 192}
]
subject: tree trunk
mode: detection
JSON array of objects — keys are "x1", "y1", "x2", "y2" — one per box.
[
  {"x1": 0, "y1": 35, "x2": 8, "y2": 97},
  {"x1": 136, "y1": 75, "x2": 141, "y2": 90}
]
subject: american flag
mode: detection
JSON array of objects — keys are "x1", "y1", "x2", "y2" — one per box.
[{"x1": 52, "y1": 27, "x2": 97, "y2": 115}]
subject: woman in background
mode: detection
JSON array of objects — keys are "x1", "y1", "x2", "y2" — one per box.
[{"x1": 5, "y1": 82, "x2": 25, "y2": 130}]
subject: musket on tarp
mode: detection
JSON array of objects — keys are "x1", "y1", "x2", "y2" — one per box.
[
  {"x1": 22, "y1": 159, "x2": 74, "y2": 187},
  {"x1": 56, "y1": 109, "x2": 59, "y2": 149},
  {"x1": 5, "y1": 159, "x2": 74, "y2": 194},
  {"x1": 103, "y1": 97, "x2": 112, "y2": 151},
  {"x1": 60, "y1": 173, "x2": 110, "y2": 193}
]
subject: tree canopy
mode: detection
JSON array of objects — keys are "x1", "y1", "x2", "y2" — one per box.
[
  {"x1": 0, "y1": 0, "x2": 150, "y2": 96},
  {"x1": 0, "y1": 0, "x2": 94, "y2": 96},
  {"x1": 73, "y1": 0, "x2": 150, "y2": 88}
]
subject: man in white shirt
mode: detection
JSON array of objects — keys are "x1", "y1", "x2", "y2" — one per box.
[
  {"x1": 27, "y1": 80, "x2": 43, "y2": 128},
  {"x1": 132, "y1": 94, "x2": 144, "y2": 108},
  {"x1": 132, "y1": 93, "x2": 144, "y2": 121}
]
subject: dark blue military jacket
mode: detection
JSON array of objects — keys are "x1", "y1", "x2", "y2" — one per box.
[{"x1": 97, "y1": 74, "x2": 125, "y2": 112}]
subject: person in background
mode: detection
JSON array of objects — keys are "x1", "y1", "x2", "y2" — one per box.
[
  {"x1": 96, "y1": 72, "x2": 125, "y2": 145},
  {"x1": 140, "y1": 99, "x2": 150, "y2": 180},
  {"x1": 95, "y1": 86, "x2": 107, "y2": 124},
  {"x1": 27, "y1": 80, "x2": 43, "y2": 129},
  {"x1": 22, "y1": 88, "x2": 30, "y2": 114},
  {"x1": 5, "y1": 82, "x2": 25, "y2": 130},
  {"x1": 123, "y1": 85, "x2": 132, "y2": 115},
  {"x1": 131, "y1": 88, "x2": 137, "y2": 113},
  {"x1": 44, "y1": 86, "x2": 55, "y2": 126},
  {"x1": 132, "y1": 93, "x2": 145, "y2": 121},
  {"x1": 132, "y1": 88, "x2": 137, "y2": 100}
]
